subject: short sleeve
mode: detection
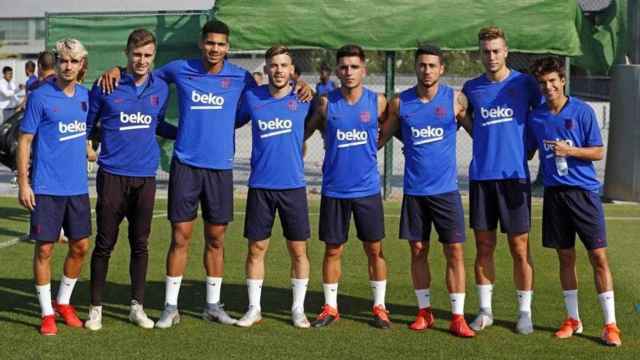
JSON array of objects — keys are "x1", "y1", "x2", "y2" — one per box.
[
  {"x1": 20, "y1": 93, "x2": 44, "y2": 134},
  {"x1": 581, "y1": 105, "x2": 603, "y2": 147},
  {"x1": 86, "y1": 82, "x2": 104, "y2": 136}
]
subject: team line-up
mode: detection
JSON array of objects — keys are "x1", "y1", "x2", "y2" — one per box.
[{"x1": 15, "y1": 20, "x2": 621, "y2": 346}]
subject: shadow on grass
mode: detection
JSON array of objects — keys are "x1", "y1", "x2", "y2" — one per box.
[
  {"x1": 0, "y1": 278, "x2": 452, "y2": 331},
  {"x1": 0, "y1": 278, "x2": 599, "y2": 343}
]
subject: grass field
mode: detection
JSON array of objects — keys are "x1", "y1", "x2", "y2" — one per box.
[{"x1": 0, "y1": 196, "x2": 638, "y2": 359}]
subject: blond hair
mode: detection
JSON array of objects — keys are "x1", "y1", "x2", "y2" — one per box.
[{"x1": 55, "y1": 38, "x2": 88, "y2": 60}]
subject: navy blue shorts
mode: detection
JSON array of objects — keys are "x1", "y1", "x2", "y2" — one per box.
[
  {"x1": 168, "y1": 157, "x2": 233, "y2": 224},
  {"x1": 399, "y1": 191, "x2": 466, "y2": 244},
  {"x1": 30, "y1": 194, "x2": 91, "y2": 242},
  {"x1": 543, "y1": 186, "x2": 607, "y2": 250},
  {"x1": 469, "y1": 179, "x2": 531, "y2": 234},
  {"x1": 244, "y1": 187, "x2": 310, "y2": 241},
  {"x1": 319, "y1": 193, "x2": 385, "y2": 245}
]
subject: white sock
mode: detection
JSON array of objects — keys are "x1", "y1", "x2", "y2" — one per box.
[
  {"x1": 206, "y1": 276, "x2": 222, "y2": 305},
  {"x1": 477, "y1": 284, "x2": 493, "y2": 313},
  {"x1": 415, "y1": 289, "x2": 432, "y2": 309},
  {"x1": 291, "y1": 278, "x2": 308, "y2": 312},
  {"x1": 323, "y1": 283, "x2": 338, "y2": 309},
  {"x1": 517, "y1": 290, "x2": 533, "y2": 313},
  {"x1": 165, "y1": 275, "x2": 183, "y2": 306},
  {"x1": 36, "y1": 283, "x2": 54, "y2": 316},
  {"x1": 56, "y1": 275, "x2": 77, "y2": 305},
  {"x1": 450, "y1": 293, "x2": 466, "y2": 315},
  {"x1": 370, "y1": 280, "x2": 387, "y2": 308},
  {"x1": 247, "y1": 279, "x2": 263, "y2": 311},
  {"x1": 598, "y1": 291, "x2": 616, "y2": 324},
  {"x1": 562, "y1": 289, "x2": 580, "y2": 320}
]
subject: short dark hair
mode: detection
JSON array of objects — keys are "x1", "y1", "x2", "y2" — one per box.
[
  {"x1": 415, "y1": 44, "x2": 443, "y2": 63},
  {"x1": 530, "y1": 56, "x2": 565, "y2": 80},
  {"x1": 319, "y1": 62, "x2": 331, "y2": 73},
  {"x1": 264, "y1": 44, "x2": 290, "y2": 61},
  {"x1": 2, "y1": 66, "x2": 12, "y2": 74},
  {"x1": 25, "y1": 61, "x2": 36, "y2": 72},
  {"x1": 336, "y1": 44, "x2": 365, "y2": 63},
  {"x1": 126, "y1": 28, "x2": 156, "y2": 52},
  {"x1": 201, "y1": 20, "x2": 230, "y2": 40},
  {"x1": 37, "y1": 51, "x2": 56, "y2": 71}
]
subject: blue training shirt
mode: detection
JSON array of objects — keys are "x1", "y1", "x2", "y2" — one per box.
[
  {"x1": 20, "y1": 81, "x2": 89, "y2": 196},
  {"x1": 462, "y1": 69, "x2": 542, "y2": 180},
  {"x1": 316, "y1": 81, "x2": 336, "y2": 96},
  {"x1": 236, "y1": 85, "x2": 311, "y2": 189},
  {"x1": 322, "y1": 88, "x2": 380, "y2": 198},
  {"x1": 87, "y1": 72, "x2": 175, "y2": 177},
  {"x1": 399, "y1": 85, "x2": 458, "y2": 196},
  {"x1": 527, "y1": 96, "x2": 602, "y2": 192},
  {"x1": 154, "y1": 59, "x2": 256, "y2": 170}
]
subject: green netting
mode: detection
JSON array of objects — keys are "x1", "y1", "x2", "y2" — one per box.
[{"x1": 214, "y1": 0, "x2": 582, "y2": 55}]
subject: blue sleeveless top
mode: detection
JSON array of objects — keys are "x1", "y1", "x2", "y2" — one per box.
[
  {"x1": 322, "y1": 88, "x2": 380, "y2": 198},
  {"x1": 399, "y1": 85, "x2": 458, "y2": 196}
]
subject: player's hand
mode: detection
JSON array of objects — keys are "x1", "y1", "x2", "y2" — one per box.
[
  {"x1": 18, "y1": 183, "x2": 36, "y2": 211},
  {"x1": 97, "y1": 67, "x2": 122, "y2": 94},
  {"x1": 294, "y1": 80, "x2": 314, "y2": 102},
  {"x1": 544, "y1": 140, "x2": 572, "y2": 157},
  {"x1": 19, "y1": 84, "x2": 25, "y2": 90}
]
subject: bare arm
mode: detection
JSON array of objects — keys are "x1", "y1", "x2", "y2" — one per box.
[
  {"x1": 378, "y1": 95, "x2": 400, "y2": 149},
  {"x1": 304, "y1": 95, "x2": 327, "y2": 141},
  {"x1": 545, "y1": 140, "x2": 604, "y2": 161},
  {"x1": 97, "y1": 67, "x2": 122, "y2": 94},
  {"x1": 294, "y1": 79, "x2": 315, "y2": 102},
  {"x1": 454, "y1": 91, "x2": 472, "y2": 136},
  {"x1": 16, "y1": 132, "x2": 35, "y2": 210}
]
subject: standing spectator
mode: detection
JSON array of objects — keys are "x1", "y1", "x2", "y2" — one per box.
[
  {"x1": 0, "y1": 66, "x2": 23, "y2": 123},
  {"x1": 25, "y1": 61, "x2": 38, "y2": 93}
]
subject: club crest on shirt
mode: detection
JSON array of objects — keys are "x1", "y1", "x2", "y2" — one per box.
[
  {"x1": 564, "y1": 118, "x2": 574, "y2": 129},
  {"x1": 435, "y1": 106, "x2": 446, "y2": 119},
  {"x1": 507, "y1": 87, "x2": 518, "y2": 97},
  {"x1": 51, "y1": 106, "x2": 60, "y2": 113},
  {"x1": 150, "y1": 95, "x2": 160, "y2": 107},
  {"x1": 287, "y1": 99, "x2": 298, "y2": 112},
  {"x1": 81, "y1": 102, "x2": 88, "y2": 112},
  {"x1": 113, "y1": 98, "x2": 125, "y2": 104},
  {"x1": 220, "y1": 78, "x2": 231, "y2": 89},
  {"x1": 359, "y1": 111, "x2": 371, "y2": 123}
]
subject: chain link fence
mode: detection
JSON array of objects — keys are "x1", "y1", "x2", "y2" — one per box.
[{"x1": 222, "y1": 50, "x2": 609, "y2": 197}]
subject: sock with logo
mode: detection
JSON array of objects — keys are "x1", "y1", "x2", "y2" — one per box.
[
  {"x1": 370, "y1": 280, "x2": 387, "y2": 308},
  {"x1": 598, "y1": 291, "x2": 616, "y2": 324},
  {"x1": 415, "y1": 288, "x2": 432, "y2": 309},
  {"x1": 36, "y1": 283, "x2": 54, "y2": 316},
  {"x1": 56, "y1": 275, "x2": 77, "y2": 305},
  {"x1": 517, "y1": 290, "x2": 533, "y2": 313},
  {"x1": 165, "y1": 275, "x2": 182, "y2": 306},
  {"x1": 206, "y1": 276, "x2": 222, "y2": 305},
  {"x1": 323, "y1": 283, "x2": 339, "y2": 309},
  {"x1": 247, "y1": 278, "x2": 263, "y2": 311},
  {"x1": 450, "y1": 293, "x2": 466, "y2": 315}
]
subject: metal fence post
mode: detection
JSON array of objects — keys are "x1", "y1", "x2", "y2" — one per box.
[{"x1": 383, "y1": 51, "x2": 396, "y2": 200}]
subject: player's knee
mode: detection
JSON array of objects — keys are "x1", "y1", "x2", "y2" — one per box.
[
  {"x1": 325, "y1": 245, "x2": 343, "y2": 259},
  {"x1": 206, "y1": 237, "x2": 224, "y2": 251},
  {"x1": 364, "y1": 243, "x2": 384, "y2": 260},
  {"x1": 446, "y1": 245, "x2": 464, "y2": 264},
  {"x1": 35, "y1": 244, "x2": 54, "y2": 261},
  {"x1": 69, "y1": 240, "x2": 90, "y2": 258},
  {"x1": 588, "y1": 249, "x2": 609, "y2": 270},
  {"x1": 249, "y1": 241, "x2": 268, "y2": 257}
]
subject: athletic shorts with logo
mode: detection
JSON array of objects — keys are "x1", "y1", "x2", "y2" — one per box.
[
  {"x1": 469, "y1": 179, "x2": 531, "y2": 234},
  {"x1": 168, "y1": 157, "x2": 233, "y2": 224},
  {"x1": 400, "y1": 191, "x2": 466, "y2": 244},
  {"x1": 319, "y1": 193, "x2": 385, "y2": 244},
  {"x1": 30, "y1": 194, "x2": 91, "y2": 241},
  {"x1": 543, "y1": 186, "x2": 607, "y2": 250},
  {"x1": 244, "y1": 187, "x2": 310, "y2": 241}
]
